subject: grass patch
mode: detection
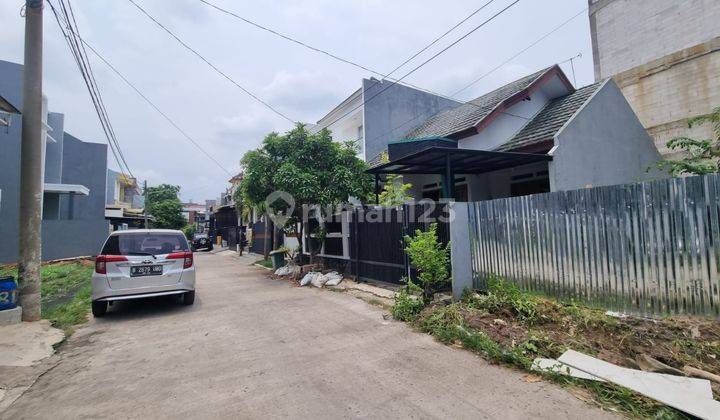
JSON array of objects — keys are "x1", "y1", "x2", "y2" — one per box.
[
  {"x1": 42, "y1": 283, "x2": 92, "y2": 334},
  {"x1": 0, "y1": 259, "x2": 94, "y2": 333},
  {"x1": 254, "y1": 258, "x2": 274, "y2": 269},
  {"x1": 394, "y1": 276, "x2": 715, "y2": 419}
]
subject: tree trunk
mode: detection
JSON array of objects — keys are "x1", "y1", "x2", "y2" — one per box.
[
  {"x1": 263, "y1": 214, "x2": 271, "y2": 259},
  {"x1": 297, "y1": 221, "x2": 304, "y2": 264}
]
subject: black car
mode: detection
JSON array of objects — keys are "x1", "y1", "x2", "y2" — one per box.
[{"x1": 191, "y1": 233, "x2": 213, "y2": 251}]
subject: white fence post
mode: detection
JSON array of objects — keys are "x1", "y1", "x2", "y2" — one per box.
[{"x1": 450, "y1": 202, "x2": 472, "y2": 300}]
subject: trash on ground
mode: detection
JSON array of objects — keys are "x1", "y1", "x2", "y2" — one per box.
[
  {"x1": 323, "y1": 272, "x2": 343, "y2": 286},
  {"x1": 274, "y1": 266, "x2": 293, "y2": 276},
  {"x1": 310, "y1": 273, "x2": 328, "y2": 288},
  {"x1": 557, "y1": 349, "x2": 719, "y2": 419},
  {"x1": 300, "y1": 272, "x2": 319, "y2": 286}
]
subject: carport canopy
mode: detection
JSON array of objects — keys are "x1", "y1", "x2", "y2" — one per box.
[{"x1": 366, "y1": 146, "x2": 552, "y2": 199}]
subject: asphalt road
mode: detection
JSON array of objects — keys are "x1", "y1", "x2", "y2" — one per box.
[{"x1": 3, "y1": 252, "x2": 614, "y2": 419}]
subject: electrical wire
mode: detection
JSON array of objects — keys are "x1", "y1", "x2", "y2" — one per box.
[
  {"x1": 451, "y1": 7, "x2": 587, "y2": 97},
  {"x1": 197, "y1": 0, "x2": 495, "y2": 91},
  {"x1": 127, "y1": 0, "x2": 295, "y2": 124},
  {"x1": 79, "y1": 39, "x2": 234, "y2": 177},
  {"x1": 319, "y1": 0, "x2": 522, "y2": 132},
  {"x1": 48, "y1": 0, "x2": 136, "y2": 183}
]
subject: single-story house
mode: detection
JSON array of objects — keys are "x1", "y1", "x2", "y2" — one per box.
[{"x1": 368, "y1": 65, "x2": 666, "y2": 201}]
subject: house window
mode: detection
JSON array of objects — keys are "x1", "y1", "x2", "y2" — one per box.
[{"x1": 510, "y1": 171, "x2": 549, "y2": 197}]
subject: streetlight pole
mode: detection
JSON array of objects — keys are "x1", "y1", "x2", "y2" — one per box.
[{"x1": 18, "y1": 0, "x2": 44, "y2": 322}]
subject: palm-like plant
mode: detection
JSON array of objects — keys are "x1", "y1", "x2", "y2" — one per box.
[{"x1": 658, "y1": 106, "x2": 720, "y2": 176}]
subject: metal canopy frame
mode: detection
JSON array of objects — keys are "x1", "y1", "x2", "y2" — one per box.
[{"x1": 367, "y1": 146, "x2": 552, "y2": 200}]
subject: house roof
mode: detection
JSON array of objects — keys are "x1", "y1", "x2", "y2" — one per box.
[
  {"x1": 366, "y1": 147, "x2": 552, "y2": 175},
  {"x1": 497, "y1": 81, "x2": 604, "y2": 152},
  {"x1": 403, "y1": 67, "x2": 554, "y2": 139}
]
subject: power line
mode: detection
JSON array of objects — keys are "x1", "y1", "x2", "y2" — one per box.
[
  {"x1": 383, "y1": 0, "x2": 496, "y2": 79},
  {"x1": 320, "y1": 0, "x2": 522, "y2": 132},
  {"x1": 451, "y1": 7, "x2": 587, "y2": 97},
  {"x1": 79, "y1": 39, "x2": 234, "y2": 176},
  {"x1": 48, "y1": 0, "x2": 136, "y2": 183},
  {"x1": 197, "y1": 0, "x2": 494, "y2": 91},
  {"x1": 63, "y1": 0, "x2": 134, "y2": 177},
  {"x1": 126, "y1": 0, "x2": 295, "y2": 124}
]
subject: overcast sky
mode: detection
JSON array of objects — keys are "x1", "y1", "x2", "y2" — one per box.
[{"x1": 0, "y1": 0, "x2": 593, "y2": 203}]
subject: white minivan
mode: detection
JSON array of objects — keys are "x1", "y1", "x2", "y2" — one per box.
[{"x1": 91, "y1": 229, "x2": 196, "y2": 317}]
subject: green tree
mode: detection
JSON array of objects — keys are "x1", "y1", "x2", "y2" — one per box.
[
  {"x1": 404, "y1": 223, "x2": 450, "y2": 304},
  {"x1": 240, "y1": 124, "x2": 373, "y2": 257},
  {"x1": 144, "y1": 184, "x2": 185, "y2": 229},
  {"x1": 376, "y1": 151, "x2": 413, "y2": 205},
  {"x1": 379, "y1": 174, "x2": 413, "y2": 205},
  {"x1": 657, "y1": 106, "x2": 720, "y2": 176}
]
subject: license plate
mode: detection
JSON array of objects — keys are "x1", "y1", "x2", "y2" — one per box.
[{"x1": 130, "y1": 265, "x2": 163, "y2": 277}]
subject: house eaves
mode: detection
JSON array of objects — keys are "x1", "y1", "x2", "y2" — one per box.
[
  {"x1": 402, "y1": 65, "x2": 574, "y2": 141},
  {"x1": 496, "y1": 80, "x2": 605, "y2": 153},
  {"x1": 473, "y1": 65, "x2": 575, "y2": 134},
  {"x1": 315, "y1": 87, "x2": 362, "y2": 127}
]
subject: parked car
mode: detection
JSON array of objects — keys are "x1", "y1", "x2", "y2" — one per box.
[
  {"x1": 91, "y1": 229, "x2": 196, "y2": 317},
  {"x1": 191, "y1": 232, "x2": 213, "y2": 251}
]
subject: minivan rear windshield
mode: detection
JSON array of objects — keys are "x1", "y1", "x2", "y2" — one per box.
[{"x1": 101, "y1": 233, "x2": 190, "y2": 256}]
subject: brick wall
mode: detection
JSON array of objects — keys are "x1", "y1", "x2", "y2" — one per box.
[
  {"x1": 589, "y1": 0, "x2": 720, "y2": 158},
  {"x1": 590, "y1": 0, "x2": 720, "y2": 79}
]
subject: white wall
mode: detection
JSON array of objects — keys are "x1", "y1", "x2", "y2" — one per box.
[{"x1": 550, "y1": 80, "x2": 665, "y2": 191}]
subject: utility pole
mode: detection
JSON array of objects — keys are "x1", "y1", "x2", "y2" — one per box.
[
  {"x1": 18, "y1": 0, "x2": 44, "y2": 322},
  {"x1": 143, "y1": 180, "x2": 149, "y2": 229}
]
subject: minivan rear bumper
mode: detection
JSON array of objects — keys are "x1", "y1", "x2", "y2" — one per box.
[
  {"x1": 91, "y1": 268, "x2": 195, "y2": 301},
  {"x1": 96, "y1": 289, "x2": 191, "y2": 302}
]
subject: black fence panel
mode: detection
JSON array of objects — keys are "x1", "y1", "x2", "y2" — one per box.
[{"x1": 343, "y1": 203, "x2": 450, "y2": 285}]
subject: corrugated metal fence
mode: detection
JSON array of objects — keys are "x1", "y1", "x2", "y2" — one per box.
[{"x1": 468, "y1": 174, "x2": 720, "y2": 318}]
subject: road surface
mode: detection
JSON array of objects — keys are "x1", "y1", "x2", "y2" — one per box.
[{"x1": 3, "y1": 252, "x2": 613, "y2": 419}]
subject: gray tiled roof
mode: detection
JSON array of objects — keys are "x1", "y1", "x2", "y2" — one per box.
[
  {"x1": 402, "y1": 67, "x2": 551, "y2": 139},
  {"x1": 496, "y1": 81, "x2": 604, "y2": 152}
]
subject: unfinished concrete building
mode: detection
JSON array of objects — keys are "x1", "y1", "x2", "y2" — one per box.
[{"x1": 589, "y1": 0, "x2": 720, "y2": 157}]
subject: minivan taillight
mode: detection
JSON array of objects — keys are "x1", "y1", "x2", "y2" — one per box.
[
  {"x1": 167, "y1": 251, "x2": 193, "y2": 269},
  {"x1": 95, "y1": 255, "x2": 128, "y2": 274}
]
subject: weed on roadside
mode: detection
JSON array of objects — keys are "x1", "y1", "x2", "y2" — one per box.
[{"x1": 395, "y1": 276, "x2": 708, "y2": 419}]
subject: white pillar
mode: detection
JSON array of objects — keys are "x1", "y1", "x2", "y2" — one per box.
[{"x1": 449, "y1": 202, "x2": 473, "y2": 300}]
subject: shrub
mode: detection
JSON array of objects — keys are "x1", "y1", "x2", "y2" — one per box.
[
  {"x1": 404, "y1": 223, "x2": 450, "y2": 304},
  {"x1": 392, "y1": 286, "x2": 424, "y2": 321},
  {"x1": 464, "y1": 275, "x2": 538, "y2": 323},
  {"x1": 181, "y1": 224, "x2": 196, "y2": 240}
]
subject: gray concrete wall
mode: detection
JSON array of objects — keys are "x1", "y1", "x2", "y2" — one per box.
[
  {"x1": 550, "y1": 80, "x2": 665, "y2": 192},
  {"x1": 59, "y1": 133, "x2": 108, "y2": 220},
  {"x1": 106, "y1": 169, "x2": 118, "y2": 205},
  {"x1": 0, "y1": 59, "x2": 109, "y2": 263},
  {"x1": 362, "y1": 79, "x2": 460, "y2": 161},
  {"x1": 0, "y1": 111, "x2": 23, "y2": 264},
  {"x1": 44, "y1": 112, "x2": 64, "y2": 183},
  {"x1": 589, "y1": 0, "x2": 720, "y2": 79}
]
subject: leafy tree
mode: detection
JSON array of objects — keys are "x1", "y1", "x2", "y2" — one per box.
[
  {"x1": 404, "y1": 223, "x2": 450, "y2": 304},
  {"x1": 657, "y1": 107, "x2": 720, "y2": 176},
  {"x1": 379, "y1": 174, "x2": 413, "y2": 205},
  {"x1": 144, "y1": 184, "x2": 185, "y2": 229},
  {"x1": 376, "y1": 151, "x2": 413, "y2": 205},
  {"x1": 240, "y1": 124, "x2": 373, "y2": 258}
]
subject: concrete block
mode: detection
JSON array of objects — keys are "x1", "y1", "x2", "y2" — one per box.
[{"x1": 0, "y1": 306, "x2": 21, "y2": 326}]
